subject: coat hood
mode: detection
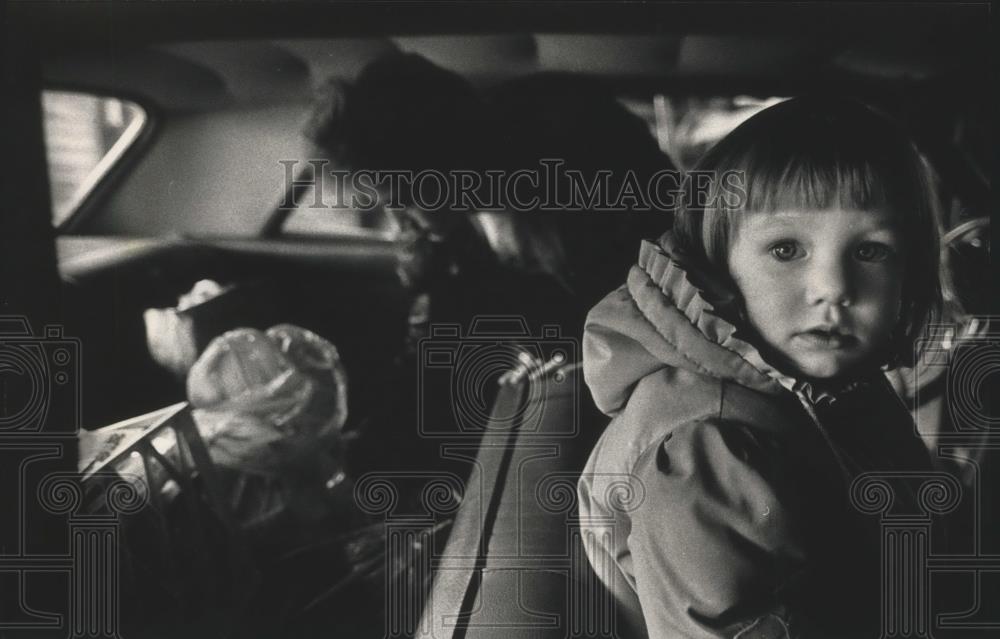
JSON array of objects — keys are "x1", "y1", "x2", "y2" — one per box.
[{"x1": 583, "y1": 234, "x2": 809, "y2": 416}]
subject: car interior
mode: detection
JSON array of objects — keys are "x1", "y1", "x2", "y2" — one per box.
[{"x1": 4, "y1": 2, "x2": 994, "y2": 638}]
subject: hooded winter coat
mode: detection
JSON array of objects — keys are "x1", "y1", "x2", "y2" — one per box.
[{"x1": 577, "y1": 235, "x2": 938, "y2": 639}]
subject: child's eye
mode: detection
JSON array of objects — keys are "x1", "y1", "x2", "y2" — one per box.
[
  {"x1": 769, "y1": 241, "x2": 802, "y2": 262},
  {"x1": 855, "y1": 242, "x2": 892, "y2": 262}
]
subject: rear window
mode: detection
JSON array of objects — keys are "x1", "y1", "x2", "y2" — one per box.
[
  {"x1": 279, "y1": 160, "x2": 399, "y2": 239},
  {"x1": 622, "y1": 95, "x2": 787, "y2": 170},
  {"x1": 282, "y1": 182, "x2": 398, "y2": 239},
  {"x1": 42, "y1": 90, "x2": 147, "y2": 227}
]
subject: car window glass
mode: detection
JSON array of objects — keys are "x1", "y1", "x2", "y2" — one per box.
[
  {"x1": 650, "y1": 95, "x2": 787, "y2": 169},
  {"x1": 282, "y1": 172, "x2": 398, "y2": 239},
  {"x1": 283, "y1": 200, "x2": 397, "y2": 239},
  {"x1": 42, "y1": 90, "x2": 147, "y2": 227}
]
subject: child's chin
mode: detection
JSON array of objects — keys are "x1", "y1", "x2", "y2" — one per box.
[{"x1": 790, "y1": 353, "x2": 860, "y2": 380}]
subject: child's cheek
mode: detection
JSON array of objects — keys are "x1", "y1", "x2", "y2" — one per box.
[
  {"x1": 855, "y1": 265, "x2": 905, "y2": 343},
  {"x1": 740, "y1": 273, "x2": 799, "y2": 343}
]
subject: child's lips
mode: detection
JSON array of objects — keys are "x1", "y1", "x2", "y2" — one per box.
[{"x1": 794, "y1": 327, "x2": 857, "y2": 350}]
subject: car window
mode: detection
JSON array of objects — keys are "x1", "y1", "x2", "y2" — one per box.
[
  {"x1": 42, "y1": 90, "x2": 147, "y2": 227},
  {"x1": 280, "y1": 162, "x2": 399, "y2": 239},
  {"x1": 282, "y1": 185, "x2": 398, "y2": 239},
  {"x1": 615, "y1": 95, "x2": 787, "y2": 170},
  {"x1": 282, "y1": 205, "x2": 398, "y2": 239},
  {"x1": 652, "y1": 95, "x2": 787, "y2": 170}
]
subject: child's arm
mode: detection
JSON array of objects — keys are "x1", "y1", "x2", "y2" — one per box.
[{"x1": 627, "y1": 418, "x2": 806, "y2": 639}]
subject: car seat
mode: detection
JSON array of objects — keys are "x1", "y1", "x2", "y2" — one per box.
[{"x1": 415, "y1": 358, "x2": 636, "y2": 639}]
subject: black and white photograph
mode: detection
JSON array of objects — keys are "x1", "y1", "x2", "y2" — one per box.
[{"x1": 1, "y1": 1, "x2": 996, "y2": 637}]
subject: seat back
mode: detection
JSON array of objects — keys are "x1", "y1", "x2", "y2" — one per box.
[{"x1": 418, "y1": 362, "x2": 628, "y2": 639}]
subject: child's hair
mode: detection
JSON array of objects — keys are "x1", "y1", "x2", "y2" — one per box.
[{"x1": 671, "y1": 96, "x2": 942, "y2": 366}]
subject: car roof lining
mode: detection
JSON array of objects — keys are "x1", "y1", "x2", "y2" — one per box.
[
  {"x1": 14, "y1": 1, "x2": 989, "y2": 42},
  {"x1": 41, "y1": 31, "x2": 986, "y2": 112}
]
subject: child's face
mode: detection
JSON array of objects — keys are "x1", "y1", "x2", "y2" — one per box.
[{"x1": 727, "y1": 208, "x2": 904, "y2": 380}]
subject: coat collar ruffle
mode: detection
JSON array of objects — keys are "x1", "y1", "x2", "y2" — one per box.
[{"x1": 625, "y1": 234, "x2": 874, "y2": 407}]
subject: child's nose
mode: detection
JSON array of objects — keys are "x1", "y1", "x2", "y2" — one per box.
[{"x1": 805, "y1": 256, "x2": 853, "y2": 307}]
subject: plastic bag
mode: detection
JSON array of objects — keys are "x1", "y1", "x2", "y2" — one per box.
[{"x1": 187, "y1": 324, "x2": 350, "y2": 527}]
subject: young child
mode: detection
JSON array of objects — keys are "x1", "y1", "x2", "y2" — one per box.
[{"x1": 577, "y1": 97, "x2": 944, "y2": 638}]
